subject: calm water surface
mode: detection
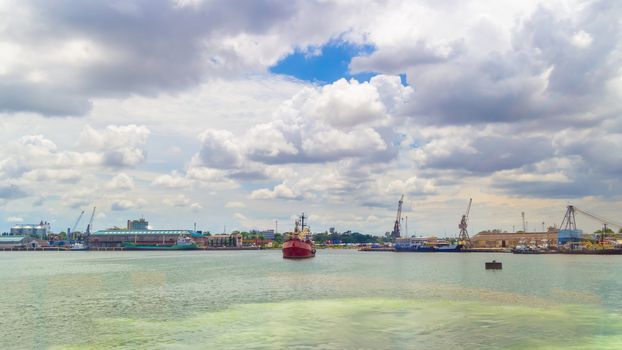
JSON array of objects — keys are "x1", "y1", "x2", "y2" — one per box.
[{"x1": 1, "y1": 250, "x2": 622, "y2": 349}]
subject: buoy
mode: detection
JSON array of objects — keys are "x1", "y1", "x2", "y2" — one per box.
[{"x1": 485, "y1": 260, "x2": 502, "y2": 270}]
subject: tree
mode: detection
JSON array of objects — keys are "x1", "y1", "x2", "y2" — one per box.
[
  {"x1": 594, "y1": 228, "x2": 614, "y2": 234},
  {"x1": 273, "y1": 233, "x2": 283, "y2": 244}
]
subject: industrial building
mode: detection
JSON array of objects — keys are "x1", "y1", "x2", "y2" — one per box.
[
  {"x1": 0, "y1": 236, "x2": 50, "y2": 249},
  {"x1": 195, "y1": 234, "x2": 243, "y2": 248},
  {"x1": 127, "y1": 218, "x2": 149, "y2": 230},
  {"x1": 88, "y1": 229, "x2": 195, "y2": 248},
  {"x1": 0, "y1": 236, "x2": 27, "y2": 248},
  {"x1": 471, "y1": 228, "x2": 558, "y2": 249},
  {"x1": 10, "y1": 221, "x2": 51, "y2": 237}
]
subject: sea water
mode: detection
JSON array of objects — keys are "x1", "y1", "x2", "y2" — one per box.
[{"x1": 1, "y1": 250, "x2": 621, "y2": 349}]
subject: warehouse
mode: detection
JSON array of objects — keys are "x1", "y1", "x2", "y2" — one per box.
[
  {"x1": 471, "y1": 228, "x2": 558, "y2": 249},
  {"x1": 88, "y1": 229, "x2": 196, "y2": 248}
]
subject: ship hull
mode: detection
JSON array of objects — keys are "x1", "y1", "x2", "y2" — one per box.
[
  {"x1": 282, "y1": 239, "x2": 315, "y2": 259},
  {"x1": 560, "y1": 249, "x2": 622, "y2": 255},
  {"x1": 394, "y1": 244, "x2": 463, "y2": 252}
]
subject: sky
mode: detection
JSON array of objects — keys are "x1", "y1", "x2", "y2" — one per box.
[{"x1": 0, "y1": 0, "x2": 621, "y2": 236}]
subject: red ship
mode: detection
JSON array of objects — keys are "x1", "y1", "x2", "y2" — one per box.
[{"x1": 282, "y1": 213, "x2": 316, "y2": 259}]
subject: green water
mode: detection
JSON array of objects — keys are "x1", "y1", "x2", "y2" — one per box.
[{"x1": 1, "y1": 250, "x2": 622, "y2": 349}]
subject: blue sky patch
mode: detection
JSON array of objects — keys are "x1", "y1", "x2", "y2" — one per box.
[{"x1": 270, "y1": 41, "x2": 378, "y2": 84}]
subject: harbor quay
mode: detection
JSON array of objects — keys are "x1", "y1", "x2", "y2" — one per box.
[{"x1": 1, "y1": 204, "x2": 621, "y2": 254}]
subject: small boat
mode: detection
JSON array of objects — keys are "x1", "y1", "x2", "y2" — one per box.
[
  {"x1": 283, "y1": 213, "x2": 316, "y2": 259},
  {"x1": 123, "y1": 236, "x2": 198, "y2": 250},
  {"x1": 70, "y1": 242, "x2": 88, "y2": 251}
]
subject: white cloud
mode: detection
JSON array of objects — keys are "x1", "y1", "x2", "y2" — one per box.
[
  {"x1": 250, "y1": 183, "x2": 303, "y2": 200},
  {"x1": 571, "y1": 30, "x2": 593, "y2": 48},
  {"x1": 110, "y1": 198, "x2": 145, "y2": 211},
  {"x1": 0, "y1": 0, "x2": 620, "y2": 236},
  {"x1": 152, "y1": 171, "x2": 192, "y2": 189},
  {"x1": 7, "y1": 216, "x2": 23, "y2": 223},
  {"x1": 195, "y1": 129, "x2": 243, "y2": 169},
  {"x1": 106, "y1": 173, "x2": 135, "y2": 190},
  {"x1": 22, "y1": 169, "x2": 81, "y2": 183},
  {"x1": 225, "y1": 201, "x2": 246, "y2": 208},
  {"x1": 233, "y1": 212, "x2": 247, "y2": 221},
  {"x1": 79, "y1": 125, "x2": 150, "y2": 167}
]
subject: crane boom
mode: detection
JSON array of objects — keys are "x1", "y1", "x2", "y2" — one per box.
[
  {"x1": 72, "y1": 211, "x2": 85, "y2": 232},
  {"x1": 85, "y1": 206, "x2": 96, "y2": 235},
  {"x1": 573, "y1": 206, "x2": 622, "y2": 229}
]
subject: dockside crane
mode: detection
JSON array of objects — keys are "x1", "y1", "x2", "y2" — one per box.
[
  {"x1": 560, "y1": 205, "x2": 622, "y2": 245},
  {"x1": 70, "y1": 210, "x2": 84, "y2": 240},
  {"x1": 391, "y1": 195, "x2": 404, "y2": 239},
  {"x1": 85, "y1": 206, "x2": 96, "y2": 236},
  {"x1": 458, "y1": 198, "x2": 472, "y2": 247}
]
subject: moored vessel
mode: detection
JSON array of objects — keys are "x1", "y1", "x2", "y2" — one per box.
[
  {"x1": 283, "y1": 213, "x2": 315, "y2": 259},
  {"x1": 69, "y1": 242, "x2": 88, "y2": 251},
  {"x1": 394, "y1": 237, "x2": 463, "y2": 252}
]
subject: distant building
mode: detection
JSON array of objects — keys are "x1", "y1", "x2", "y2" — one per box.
[
  {"x1": 10, "y1": 221, "x2": 51, "y2": 237},
  {"x1": 259, "y1": 229, "x2": 275, "y2": 240},
  {"x1": 0, "y1": 236, "x2": 49, "y2": 249},
  {"x1": 198, "y1": 234, "x2": 242, "y2": 248},
  {"x1": 471, "y1": 227, "x2": 558, "y2": 248},
  {"x1": 88, "y1": 229, "x2": 193, "y2": 248},
  {"x1": 127, "y1": 218, "x2": 148, "y2": 230},
  {"x1": 0, "y1": 236, "x2": 27, "y2": 248}
]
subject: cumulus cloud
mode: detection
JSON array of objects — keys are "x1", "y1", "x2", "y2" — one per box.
[
  {"x1": 2, "y1": 0, "x2": 388, "y2": 117},
  {"x1": 111, "y1": 198, "x2": 145, "y2": 211},
  {"x1": 192, "y1": 76, "x2": 410, "y2": 177},
  {"x1": 164, "y1": 194, "x2": 196, "y2": 208},
  {"x1": 195, "y1": 130, "x2": 243, "y2": 169},
  {"x1": 414, "y1": 135, "x2": 554, "y2": 174},
  {"x1": 347, "y1": 2, "x2": 622, "y2": 129},
  {"x1": 250, "y1": 183, "x2": 303, "y2": 200},
  {"x1": 350, "y1": 39, "x2": 464, "y2": 73},
  {"x1": 152, "y1": 171, "x2": 193, "y2": 189},
  {"x1": 22, "y1": 169, "x2": 81, "y2": 183},
  {"x1": 1, "y1": 0, "x2": 621, "y2": 234},
  {"x1": 79, "y1": 125, "x2": 150, "y2": 167},
  {"x1": 106, "y1": 173, "x2": 135, "y2": 191}
]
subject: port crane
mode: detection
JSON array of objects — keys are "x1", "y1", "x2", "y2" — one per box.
[
  {"x1": 85, "y1": 206, "x2": 96, "y2": 235},
  {"x1": 391, "y1": 195, "x2": 404, "y2": 239},
  {"x1": 458, "y1": 198, "x2": 472, "y2": 247},
  {"x1": 70, "y1": 210, "x2": 85, "y2": 240},
  {"x1": 560, "y1": 205, "x2": 622, "y2": 245}
]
